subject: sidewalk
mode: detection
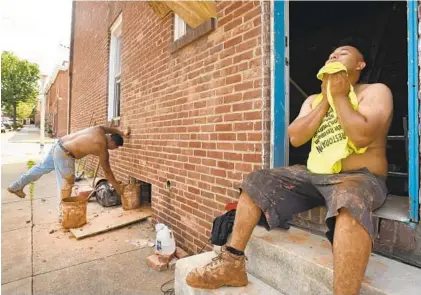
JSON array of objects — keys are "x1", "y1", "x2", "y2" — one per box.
[
  {"x1": 1, "y1": 126, "x2": 54, "y2": 166},
  {"x1": 8, "y1": 125, "x2": 55, "y2": 144},
  {"x1": 1, "y1": 131, "x2": 174, "y2": 295}
]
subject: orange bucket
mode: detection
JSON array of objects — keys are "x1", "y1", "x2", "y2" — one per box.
[{"x1": 61, "y1": 195, "x2": 88, "y2": 229}]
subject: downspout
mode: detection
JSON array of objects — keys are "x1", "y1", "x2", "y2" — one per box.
[
  {"x1": 269, "y1": 0, "x2": 274, "y2": 168},
  {"x1": 67, "y1": 0, "x2": 76, "y2": 135},
  {"x1": 260, "y1": 0, "x2": 266, "y2": 169}
]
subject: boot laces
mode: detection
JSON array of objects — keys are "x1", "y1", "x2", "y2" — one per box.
[{"x1": 205, "y1": 253, "x2": 224, "y2": 269}]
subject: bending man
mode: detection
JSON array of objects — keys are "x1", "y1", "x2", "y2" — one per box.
[{"x1": 8, "y1": 125, "x2": 130, "y2": 221}]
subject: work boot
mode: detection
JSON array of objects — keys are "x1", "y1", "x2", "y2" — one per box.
[
  {"x1": 7, "y1": 187, "x2": 26, "y2": 198},
  {"x1": 186, "y1": 248, "x2": 248, "y2": 289}
]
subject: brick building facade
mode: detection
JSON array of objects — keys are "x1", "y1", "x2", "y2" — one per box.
[
  {"x1": 34, "y1": 100, "x2": 41, "y2": 127},
  {"x1": 45, "y1": 63, "x2": 69, "y2": 138},
  {"x1": 69, "y1": 1, "x2": 421, "y2": 267},
  {"x1": 69, "y1": 1, "x2": 270, "y2": 253}
]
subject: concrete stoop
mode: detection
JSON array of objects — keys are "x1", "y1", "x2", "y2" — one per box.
[
  {"x1": 246, "y1": 226, "x2": 421, "y2": 295},
  {"x1": 175, "y1": 251, "x2": 285, "y2": 295},
  {"x1": 175, "y1": 226, "x2": 421, "y2": 295}
]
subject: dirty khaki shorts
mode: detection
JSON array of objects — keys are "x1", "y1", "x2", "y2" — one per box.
[{"x1": 241, "y1": 165, "x2": 388, "y2": 244}]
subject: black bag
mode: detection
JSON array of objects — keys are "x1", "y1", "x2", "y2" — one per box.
[
  {"x1": 95, "y1": 180, "x2": 122, "y2": 207},
  {"x1": 210, "y1": 210, "x2": 236, "y2": 246},
  {"x1": 210, "y1": 209, "x2": 291, "y2": 246}
]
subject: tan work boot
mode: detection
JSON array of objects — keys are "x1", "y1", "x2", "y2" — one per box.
[
  {"x1": 186, "y1": 248, "x2": 248, "y2": 289},
  {"x1": 7, "y1": 187, "x2": 26, "y2": 198}
]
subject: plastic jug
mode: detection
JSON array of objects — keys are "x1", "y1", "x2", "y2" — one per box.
[{"x1": 155, "y1": 223, "x2": 176, "y2": 255}]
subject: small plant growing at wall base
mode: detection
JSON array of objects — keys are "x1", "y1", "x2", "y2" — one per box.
[{"x1": 27, "y1": 160, "x2": 36, "y2": 199}]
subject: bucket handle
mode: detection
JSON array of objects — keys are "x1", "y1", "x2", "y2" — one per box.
[{"x1": 85, "y1": 190, "x2": 95, "y2": 202}]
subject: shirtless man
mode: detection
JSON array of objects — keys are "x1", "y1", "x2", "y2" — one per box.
[
  {"x1": 8, "y1": 125, "x2": 130, "y2": 221},
  {"x1": 186, "y1": 43, "x2": 393, "y2": 295}
]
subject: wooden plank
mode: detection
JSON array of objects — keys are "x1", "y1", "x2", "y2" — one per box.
[
  {"x1": 148, "y1": 1, "x2": 171, "y2": 18},
  {"x1": 165, "y1": 1, "x2": 216, "y2": 29},
  {"x1": 70, "y1": 206, "x2": 152, "y2": 239}
]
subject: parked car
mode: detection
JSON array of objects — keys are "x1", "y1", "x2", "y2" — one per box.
[
  {"x1": 2, "y1": 122, "x2": 11, "y2": 130},
  {"x1": 1, "y1": 123, "x2": 6, "y2": 133},
  {"x1": 2, "y1": 117, "x2": 12, "y2": 125}
]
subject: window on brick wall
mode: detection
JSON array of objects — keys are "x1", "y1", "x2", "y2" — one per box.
[
  {"x1": 108, "y1": 14, "x2": 122, "y2": 120},
  {"x1": 174, "y1": 13, "x2": 189, "y2": 41},
  {"x1": 171, "y1": 13, "x2": 216, "y2": 52}
]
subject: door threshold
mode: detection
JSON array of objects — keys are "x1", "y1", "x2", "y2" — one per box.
[{"x1": 373, "y1": 194, "x2": 410, "y2": 223}]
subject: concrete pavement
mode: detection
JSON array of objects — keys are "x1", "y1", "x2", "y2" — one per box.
[
  {"x1": 1, "y1": 127, "x2": 54, "y2": 166},
  {"x1": 1, "y1": 126, "x2": 174, "y2": 295},
  {"x1": 8, "y1": 125, "x2": 55, "y2": 144}
]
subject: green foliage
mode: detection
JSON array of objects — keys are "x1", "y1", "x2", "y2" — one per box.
[
  {"x1": 45, "y1": 121, "x2": 53, "y2": 133},
  {"x1": 17, "y1": 98, "x2": 37, "y2": 120},
  {"x1": 15, "y1": 122, "x2": 23, "y2": 130},
  {"x1": 1, "y1": 52, "x2": 40, "y2": 127},
  {"x1": 27, "y1": 160, "x2": 36, "y2": 169},
  {"x1": 3, "y1": 98, "x2": 37, "y2": 120},
  {"x1": 27, "y1": 160, "x2": 36, "y2": 200}
]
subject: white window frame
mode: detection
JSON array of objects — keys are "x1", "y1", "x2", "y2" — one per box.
[
  {"x1": 108, "y1": 14, "x2": 122, "y2": 120},
  {"x1": 174, "y1": 13, "x2": 187, "y2": 41}
]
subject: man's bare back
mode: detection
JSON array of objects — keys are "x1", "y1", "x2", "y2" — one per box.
[{"x1": 61, "y1": 126, "x2": 110, "y2": 159}]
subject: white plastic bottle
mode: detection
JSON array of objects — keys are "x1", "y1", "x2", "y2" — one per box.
[{"x1": 155, "y1": 223, "x2": 176, "y2": 255}]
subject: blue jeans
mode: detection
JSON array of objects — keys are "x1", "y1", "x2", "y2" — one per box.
[{"x1": 9, "y1": 142, "x2": 75, "y2": 219}]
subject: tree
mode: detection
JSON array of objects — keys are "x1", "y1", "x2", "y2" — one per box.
[
  {"x1": 16, "y1": 98, "x2": 37, "y2": 120},
  {"x1": 1, "y1": 51, "x2": 40, "y2": 128},
  {"x1": 3, "y1": 97, "x2": 37, "y2": 121}
]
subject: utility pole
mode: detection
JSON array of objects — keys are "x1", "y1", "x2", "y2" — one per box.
[{"x1": 39, "y1": 75, "x2": 48, "y2": 154}]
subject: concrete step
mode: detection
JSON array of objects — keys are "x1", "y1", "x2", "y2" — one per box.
[
  {"x1": 246, "y1": 226, "x2": 421, "y2": 295},
  {"x1": 175, "y1": 251, "x2": 285, "y2": 295}
]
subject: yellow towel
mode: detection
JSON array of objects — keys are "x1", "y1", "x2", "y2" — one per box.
[{"x1": 306, "y1": 62, "x2": 367, "y2": 174}]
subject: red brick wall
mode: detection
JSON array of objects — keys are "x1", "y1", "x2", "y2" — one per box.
[
  {"x1": 70, "y1": 1, "x2": 270, "y2": 252},
  {"x1": 34, "y1": 101, "x2": 41, "y2": 126},
  {"x1": 46, "y1": 82, "x2": 55, "y2": 132},
  {"x1": 46, "y1": 70, "x2": 69, "y2": 137},
  {"x1": 56, "y1": 71, "x2": 69, "y2": 137}
]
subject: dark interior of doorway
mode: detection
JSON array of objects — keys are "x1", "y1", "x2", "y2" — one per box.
[{"x1": 289, "y1": 1, "x2": 409, "y2": 196}]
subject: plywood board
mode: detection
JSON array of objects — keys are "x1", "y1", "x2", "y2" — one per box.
[
  {"x1": 70, "y1": 207, "x2": 152, "y2": 239},
  {"x1": 148, "y1": 1, "x2": 171, "y2": 18}
]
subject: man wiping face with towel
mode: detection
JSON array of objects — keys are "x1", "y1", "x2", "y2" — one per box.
[{"x1": 186, "y1": 39, "x2": 393, "y2": 295}]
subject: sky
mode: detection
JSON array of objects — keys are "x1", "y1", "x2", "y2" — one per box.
[{"x1": 0, "y1": 0, "x2": 73, "y2": 76}]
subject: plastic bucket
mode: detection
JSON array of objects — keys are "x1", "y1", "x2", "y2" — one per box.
[
  {"x1": 121, "y1": 183, "x2": 141, "y2": 210},
  {"x1": 61, "y1": 195, "x2": 88, "y2": 229}
]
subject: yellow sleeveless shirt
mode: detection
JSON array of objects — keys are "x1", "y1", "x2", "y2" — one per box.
[{"x1": 306, "y1": 62, "x2": 367, "y2": 174}]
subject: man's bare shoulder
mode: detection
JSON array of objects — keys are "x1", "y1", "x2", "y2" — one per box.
[
  {"x1": 357, "y1": 83, "x2": 393, "y2": 126},
  {"x1": 83, "y1": 126, "x2": 107, "y2": 147},
  {"x1": 84, "y1": 126, "x2": 104, "y2": 136},
  {"x1": 360, "y1": 83, "x2": 392, "y2": 98},
  {"x1": 304, "y1": 94, "x2": 319, "y2": 105},
  {"x1": 359, "y1": 83, "x2": 393, "y2": 107},
  {"x1": 366, "y1": 82, "x2": 392, "y2": 94}
]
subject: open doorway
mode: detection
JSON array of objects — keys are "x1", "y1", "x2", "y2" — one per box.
[{"x1": 288, "y1": 1, "x2": 408, "y2": 197}]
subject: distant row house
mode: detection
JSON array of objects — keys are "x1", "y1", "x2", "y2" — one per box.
[{"x1": 44, "y1": 61, "x2": 69, "y2": 138}]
